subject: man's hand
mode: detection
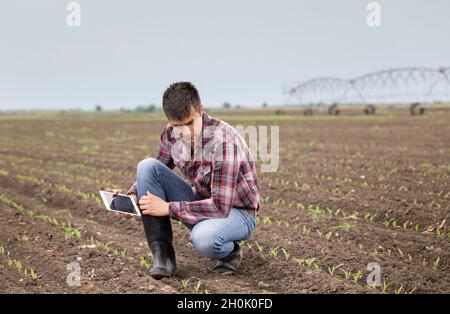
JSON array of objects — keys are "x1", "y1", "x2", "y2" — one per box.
[{"x1": 139, "y1": 191, "x2": 169, "y2": 216}]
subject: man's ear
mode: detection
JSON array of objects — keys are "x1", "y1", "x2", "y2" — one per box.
[{"x1": 199, "y1": 104, "x2": 204, "y2": 114}]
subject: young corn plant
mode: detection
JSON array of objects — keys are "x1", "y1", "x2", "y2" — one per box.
[
  {"x1": 433, "y1": 257, "x2": 440, "y2": 269},
  {"x1": 294, "y1": 258, "x2": 305, "y2": 266},
  {"x1": 381, "y1": 279, "x2": 391, "y2": 293},
  {"x1": 353, "y1": 270, "x2": 362, "y2": 284},
  {"x1": 394, "y1": 285, "x2": 404, "y2": 294},
  {"x1": 139, "y1": 256, "x2": 150, "y2": 270},
  {"x1": 30, "y1": 268, "x2": 38, "y2": 279},
  {"x1": 0, "y1": 194, "x2": 24, "y2": 211},
  {"x1": 327, "y1": 264, "x2": 343, "y2": 276},
  {"x1": 14, "y1": 259, "x2": 23, "y2": 273},
  {"x1": 181, "y1": 277, "x2": 193, "y2": 290},
  {"x1": 341, "y1": 269, "x2": 351, "y2": 280},
  {"x1": 254, "y1": 241, "x2": 264, "y2": 254},
  {"x1": 402, "y1": 220, "x2": 410, "y2": 230},
  {"x1": 302, "y1": 225, "x2": 311, "y2": 235},
  {"x1": 313, "y1": 262, "x2": 321, "y2": 272},
  {"x1": 304, "y1": 258, "x2": 316, "y2": 268},
  {"x1": 194, "y1": 280, "x2": 202, "y2": 293},
  {"x1": 281, "y1": 248, "x2": 290, "y2": 261},
  {"x1": 268, "y1": 246, "x2": 280, "y2": 258}
]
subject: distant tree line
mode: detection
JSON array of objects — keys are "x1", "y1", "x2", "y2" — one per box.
[
  {"x1": 222, "y1": 102, "x2": 269, "y2": 109},
  {"x1": 95, "y1": 104, "x2": 158, "y2": 112}
]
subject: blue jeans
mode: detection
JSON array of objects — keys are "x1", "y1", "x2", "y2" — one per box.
[{"x1": 136, "y1": 158, "x2": 257, "y2": 260}]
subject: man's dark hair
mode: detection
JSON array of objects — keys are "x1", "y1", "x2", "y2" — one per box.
[{"x1": 162, "y1": 82, "x2": 201, "y2": 121}]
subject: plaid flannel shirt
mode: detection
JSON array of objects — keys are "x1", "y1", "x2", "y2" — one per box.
[{"x1": 127, "y1": 112, "x2": 260, "y2": 224}]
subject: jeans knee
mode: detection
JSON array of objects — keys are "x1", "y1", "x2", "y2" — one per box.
[
  {"x1": 137, "y1": 158, "x2": 161, "y2": 179},
  {"x1": 190, "y1": 226, "x2": 223, "y2": 258}
]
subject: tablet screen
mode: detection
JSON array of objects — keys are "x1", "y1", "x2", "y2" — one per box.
[
  {"x1": 110, "y1": 195, "x2": 136, "y2": 214},
  {"x1": 100, "y1": 191, "x2": 140, "y2": 215}
]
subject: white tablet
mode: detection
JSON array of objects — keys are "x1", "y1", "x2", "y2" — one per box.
[{"x1": 99, "y1": 190, "x2": 141, "y2": 216}]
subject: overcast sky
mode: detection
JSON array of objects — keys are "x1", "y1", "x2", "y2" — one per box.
[{"x1": 0, "y1": 0, "x2": 449, "y2": 110}]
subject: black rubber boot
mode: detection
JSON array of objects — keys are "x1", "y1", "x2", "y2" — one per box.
[
  {"x1": 211, "y1": 241, "x2": 243, "y2": 275},
  {"x1": 142, "y1": 215, "x2": 177, "y2": 280}
]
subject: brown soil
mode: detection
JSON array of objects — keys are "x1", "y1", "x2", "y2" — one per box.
[{"x1": 0, "y1": 109, "x2": 449, "y2": 293}]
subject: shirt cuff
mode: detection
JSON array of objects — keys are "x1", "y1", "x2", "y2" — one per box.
[{"x1": 168, "y1": 201, "x2": 182, "y2": 220}]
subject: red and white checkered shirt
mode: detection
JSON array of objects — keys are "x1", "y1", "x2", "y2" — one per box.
[{"x1": 127, "y1": 112, "x2": 260, "y2": 224}]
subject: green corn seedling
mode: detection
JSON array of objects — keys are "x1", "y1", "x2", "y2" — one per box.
[
  {"x1": 381, "y1": 279, "x2": 391, "y2": 293},
  {"x1": 395, "y1": 285, "x2": 404, "y2": 294},
  {"x1": 313, "y1": 262, "x2": 321, "y2": 272},
  {"x1": 281, "y1": 248, "x2": 290, "y2": 261},
  {"x1": 181, "y1": 277, "x2": 193, "y2": 289},
  {"x1": 402, "y1": 220, "x2": 409, "y2": 230},
  {"x1": 433, "y1": 257, "x2": 440, "y2": 269},
  {"x1": 194, "y1": 281, "x2": 202, "y2": 293},
  {"x1": 139, "y1": 256, "x2": 149, "y2": 270},
  {"x1": 341, "y1": 269, "x2": 351, "y2": 280},
  {"x1": 305, "y1": 258, "x2": 315, "y2": 268},
  {"x1": 353, "y1": 270, "x2": 362, "y2": 284},
  {"x1": 407, "y1": 254, "x2": 413, "y2": 263},
  {"x1": 30, "y1": 268, "x2": 38, "y2": 279},
  {"x1": 327, "y1": 264, "x2": 343, "y2": 276},
  {"x1": 255, "y1": 242, "x2": 264, "y2": 254},
  {"x1": 268, "y1": 246, "x2": 280, "y2": 257},
  {"x1": 302, "y1": 226, "x2": 311, "y2": 235},
  {"x1": 294, "y1": 258, "x2": 305, "y2": 266}
]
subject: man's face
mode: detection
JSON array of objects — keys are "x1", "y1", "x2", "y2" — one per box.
[{"x1": 169, "y1": 105, "x2": 204, "y2": 148}]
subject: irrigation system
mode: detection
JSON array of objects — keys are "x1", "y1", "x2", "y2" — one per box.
[{"x1": 287, "y1": 67, "x2": 450, "y2": 109}]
